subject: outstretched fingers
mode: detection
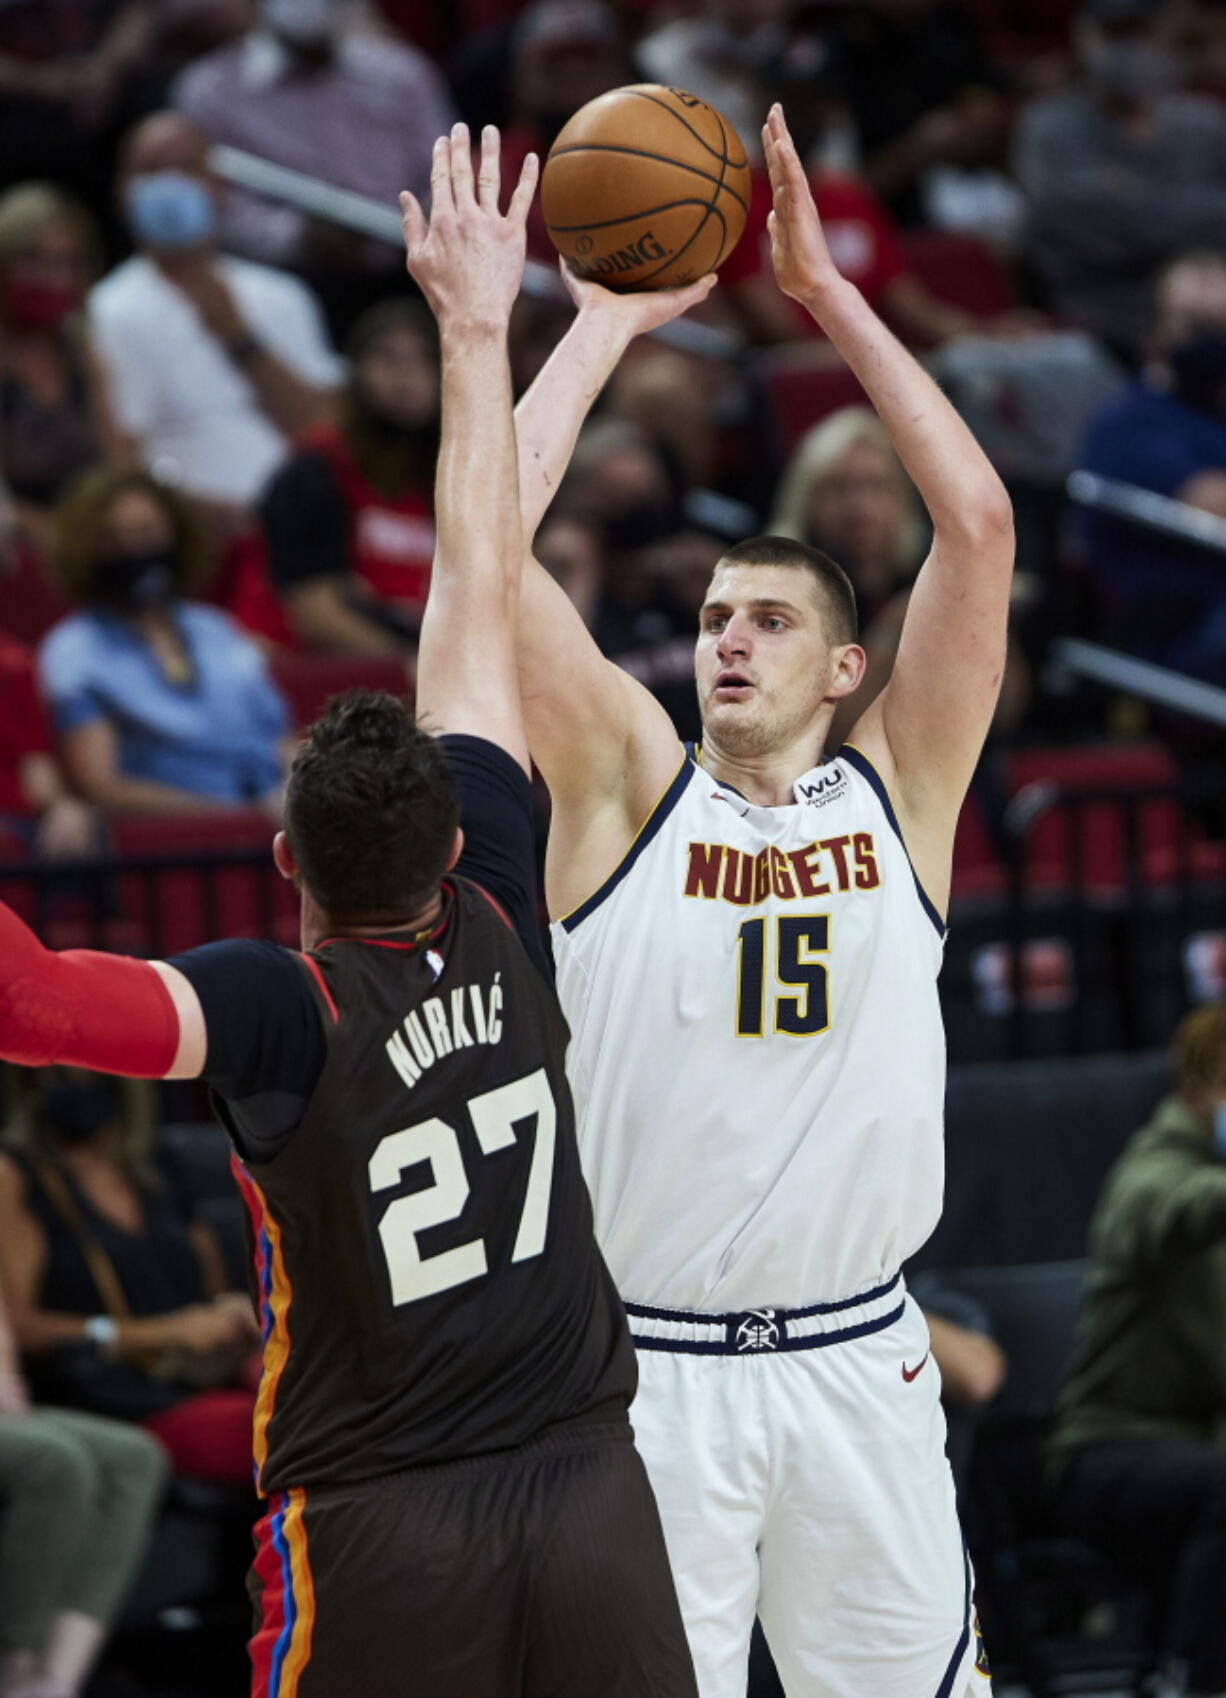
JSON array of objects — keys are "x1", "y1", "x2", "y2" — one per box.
[
  {"x1": 399, "y1": 190, "x2": 427, "y2": 258},
  {"x1": 507, "y1": 148, "x2": 540, "y2": 228},
  {"x1": 430, "y1": 134, "x2": 454, "y2": 218},
  {"x1": 476, "y1": 124, "x2": 501, "y2": 212},
  {"x1": 448, "y1": 120, "x2": 474, "y2": 205}
]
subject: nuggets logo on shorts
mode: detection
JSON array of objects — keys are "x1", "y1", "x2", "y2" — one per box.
[{"x1": 735, "y1": 1310, "x2": 780, "y2": 1351}]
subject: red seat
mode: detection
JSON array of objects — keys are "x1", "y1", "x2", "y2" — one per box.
[
  {"x1": 897, "y1": 231, "x2": 1016, "y2": 319},
  {"x1": 271, "y1": 653, "x2": 409, "y2": 731},
  {"x1": 110, "y1": 813, "x2": 297, "y2": 955},
  {"x1": 1, "y1": 537, "x2": 70, "y2": 645},
  {"x1": 761, "y1": 359, "x2": 867, "y2": 455},
  {"x1": 1003, "y1": 743, "x2": 1210, "y2": 894}
]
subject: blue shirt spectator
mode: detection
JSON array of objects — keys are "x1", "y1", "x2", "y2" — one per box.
[
  {"x1": 41, "y1": 602, "x2": 287, "y2": 806},
  {"x1": 43, "y1": 465, "x2": 290, "y2": 816},
  {"x1": 1078, "y1": 252, "x2": 1226, "y2": 679}
]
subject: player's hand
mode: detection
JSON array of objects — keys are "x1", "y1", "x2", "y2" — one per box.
[
  {"x1": 559, "y1": 260, "x2": 717, "y2": 341},
  {"x1": 400, "y1": 123, "x2": 538, "y2": 332},
  {"x1": 762, "y1": 104, "x2": 840, "y2": 307}
]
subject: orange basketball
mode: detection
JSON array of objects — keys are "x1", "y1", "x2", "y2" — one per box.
[{"x1": 541, "y1": 84, "x2": 750, "y2": 293}]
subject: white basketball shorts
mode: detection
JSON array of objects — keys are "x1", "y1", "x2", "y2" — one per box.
[{"x1": 624, "y1": 1275, "x2": 991, "y2": 1698}]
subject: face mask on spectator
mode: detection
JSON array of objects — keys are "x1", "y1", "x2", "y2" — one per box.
[
  {"x1": 91, "y1": 547, "x2": 178, "y2": 613},
  {"x1": 124, "y1": 172, "x2": 215, "y2": 252},
  {"x1": 1167, "y1": 325, "x2": 1226, "y2": 418},
  {"x1": 260, "y1": 0, "x2": 335, "y2": 47},
  {"x1": 39, "y1": 1075, "x2": 122, "y2": 1145},
  {"x1": 2, "y1": 275, "x2": 81, "y2": 330},
  {"x1": 1084, "y1": 38, "x2": 1177, "y2": 101}
]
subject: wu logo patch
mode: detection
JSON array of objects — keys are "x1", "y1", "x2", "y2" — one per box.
[
  {"x1": 735, "y1": 1310, "x2": 780, "y2": 1351},
  {"x1": 795, "y1": 768, "x2": 846, "y2": 808}
]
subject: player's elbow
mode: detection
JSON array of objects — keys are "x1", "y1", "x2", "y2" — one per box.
[{"x1": 967, "y1": 483, "x2": 1014, "y2": 551}]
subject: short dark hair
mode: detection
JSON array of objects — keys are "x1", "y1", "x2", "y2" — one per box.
[
  {"x1": 284, "y1": 691, "x2": 459, "y2": 923},
  {"x1": 717, "y1": 535, "x2": 858, "y2": 644}
]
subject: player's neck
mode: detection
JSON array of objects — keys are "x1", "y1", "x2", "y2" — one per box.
[
  {"x1": 300, "y1": 889, "x2": 445, "y2": 953},
  {"x1": 698, "y1": 733, "x2": 828, "y2": 808}
]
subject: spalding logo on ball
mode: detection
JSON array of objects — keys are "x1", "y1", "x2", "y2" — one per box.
[{"x1": 541, "y1": 84, "x2": 749, "y2": 293}]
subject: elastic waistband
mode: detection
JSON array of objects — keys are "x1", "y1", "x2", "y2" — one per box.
[{"x1": 624, "y1": 1271, "x2": 906, "y2": 1356}]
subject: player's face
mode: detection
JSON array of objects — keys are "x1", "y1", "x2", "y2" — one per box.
[{"x1": 695, "y1": 564, "x2": 837, "y2": 755}]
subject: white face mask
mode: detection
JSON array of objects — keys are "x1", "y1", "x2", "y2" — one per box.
[{"x1": 260, "y1": 0, "x2": 335, "y2": 46}]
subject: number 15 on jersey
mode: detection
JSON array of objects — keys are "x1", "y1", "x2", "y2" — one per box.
[{"x1": 736, "y1": 914, "x2": 831, "y2": 1037}]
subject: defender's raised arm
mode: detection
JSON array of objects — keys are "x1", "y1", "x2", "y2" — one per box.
[{"x1": 404, "y1": 123, "x2": 538, "y2": 774}]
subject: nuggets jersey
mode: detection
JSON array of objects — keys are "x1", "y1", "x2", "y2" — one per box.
[{"x1": 551, "y1": 745, "x2": 948, "y2": 1310}]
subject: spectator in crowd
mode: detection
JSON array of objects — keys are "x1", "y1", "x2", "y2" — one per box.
[
  {"x1": 0, "y1": 185, "x2": 108, "y2": 543},
  {"x1": 770, "y1": 407, "x2": 1029, "y2": 748},
  {"x1": 0, "y1": 1066, "x2": 259, "y2": 1486},
  {"x1": 87, "y1": 111, "x2": 340, "y2": 516},
  {"x1": 771, "y1": 406, "x2": 925, "y2": 622},
  {"x1": 534, "y1": 508, "x2": 603, "y2": 628},
  {"x1": 636, "y1": 0, "x2": 786, "y2": 161},
  {"x1": 719, "y1": 34, "x2": 1035, "y2": 350},
  {"x1": 1015, "y1": 0, "x2": 1226, "y2": 360},
  {"x1": 0, "y1": 1273, "x2": 166, "y2": 1698},
  {"x1": 0, "y1": 1, "x2": 158, "y2": 213},
  {"x1": 171, "y1": 0, "x2": 454, "y2": 319},
  {"x1": 822, "y1": 0, "x2": 1011, "y2": 228},
  {"x1": 0, "y1": 630, "x2": 96, "y2": 858},
  {"x1": 258, "y1": 298, "x2": 438, "y2": 656},
  {"x1": 40, "y1": 466, "x2": 290, "y2": 816},
  {"x1": 1050, "y1": 1005, "x2": 1226, "y2": 1698},
  {"x1": 1078, "y1": 250, "x2": 1226, "y2": 680},
  {"x1": 495, "y1": 0, "x2": 631, "y2": 269}
]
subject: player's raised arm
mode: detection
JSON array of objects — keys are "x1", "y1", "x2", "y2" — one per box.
[
  {"x1": 763, "y1": 105, "x2": 1014, "y2": 873},
  {"x1": 507, "y1": 271, "x2": 711, "y2": 885},
  {"x1": 401, "y1": 124, "x2": 537, "y2": 774}
]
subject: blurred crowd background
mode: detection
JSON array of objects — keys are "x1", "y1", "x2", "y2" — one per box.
[{"x1": 0, "y1": 0, "x2": 1224, "y2": 1694}]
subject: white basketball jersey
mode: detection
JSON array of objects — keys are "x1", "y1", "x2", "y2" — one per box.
[{"x1": 551, "y1": 744, "x2": 948, "y2": 1311}]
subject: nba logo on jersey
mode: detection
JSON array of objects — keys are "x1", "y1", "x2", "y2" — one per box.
[
  {"x1": 736, "y1": 1310, "x2": 780, "y2": 1351},
  {"x1": 425, "y1": 949, "x2": 445, "y2": 981}
]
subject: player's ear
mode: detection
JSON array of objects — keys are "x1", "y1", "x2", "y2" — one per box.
[
  {"x1": 828, "y1": 642, "x2": 867, "y2": 700},
  {"x1": 272, "y1": 830, "x2": 298, "y2": 884},
  {"x1": 445, "y1": 827, "x2": 464, "y2": 872}
]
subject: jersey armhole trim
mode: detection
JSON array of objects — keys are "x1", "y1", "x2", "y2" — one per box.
[
  {"x1": 299, "y1": 954, "x2": 339, "y2": 1024},
  {"x1": 557, "y1": 755, "x2": 695, "y2": 934},
  {"x1": 839, "y1": 743, "x2": 947, "y2": 942}
]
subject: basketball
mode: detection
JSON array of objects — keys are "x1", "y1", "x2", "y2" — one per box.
[{"x1": 541, "y1": 84, "x2": 750, "y2": 293}]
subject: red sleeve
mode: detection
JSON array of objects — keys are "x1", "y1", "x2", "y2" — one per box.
[{"x1": 0, "y1": 900, "x2": 180, "y2": 1076}]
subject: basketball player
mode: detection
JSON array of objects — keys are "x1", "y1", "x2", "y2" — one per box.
[
  {"x1": 500, "y1": 106, "x2": 1013, "y2": 1696},
  {"x1": 0, "y1": 125, "x2": 696, "y2": 1698}
]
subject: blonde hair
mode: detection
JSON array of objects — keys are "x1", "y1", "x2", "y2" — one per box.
[
  {"x1": 769, "y1": 406, "x2": 922, "y2": 574},
  {"x1": 1173, "y1": 1004, "x2": 1226, "y2": 1092},
  {"x1": 0, "y1": 181, "x2": 101, "y2": 283}
]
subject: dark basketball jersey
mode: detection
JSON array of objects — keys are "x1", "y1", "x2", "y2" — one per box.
[{"x1": 219, "y1": 877, "x2": 636, "y2": 1496}]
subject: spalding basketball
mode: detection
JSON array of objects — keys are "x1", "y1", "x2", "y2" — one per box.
[{"x1": 541, "y1": 85, "x2": 750, "y2": 292}]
